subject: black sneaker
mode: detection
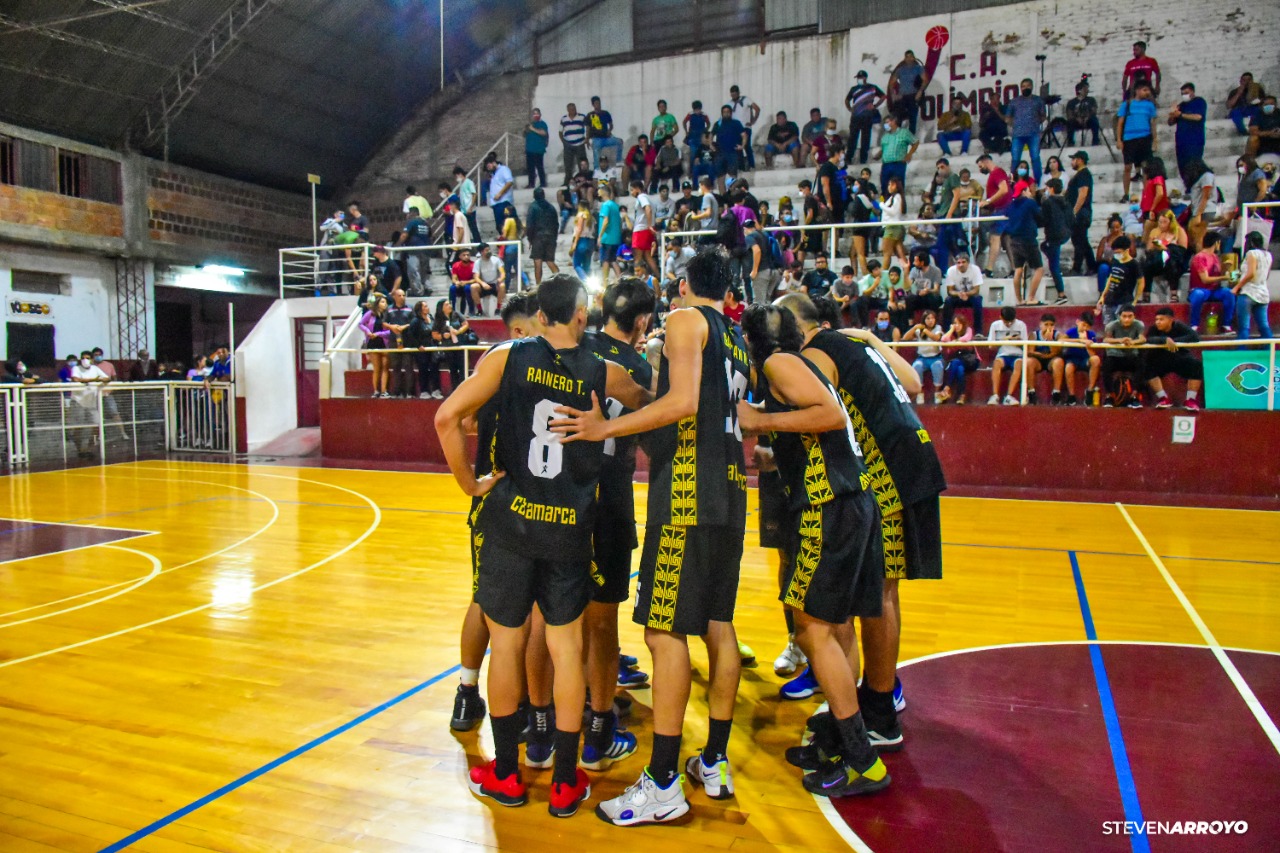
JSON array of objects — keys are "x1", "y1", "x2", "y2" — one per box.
[
  {"x1": 1054, "y1": 295, "x2": 1069, "y2": 306},
  {"x1": 866, "y1": 719, "x2": 905, "y2": 752},
  {"x1": 1026, "y1": 390, "x2": 1037, "y2": 405},
  {"x1": 1128, "y1": 399, "x2": 1142, "y2": 409},
  {"x1": 517, "y1": 699, "x2": 531, "y2": 743},
  {"x1": 1066, "y1": 394, "x2": 1078, "y2": 406},
  {"x1": 1051, "y1": 390, "x2": 1062, "y2": 405},
  {"x1": 785, "y1": 743, "x2": 828, "y2": 771},
  {"x1": 802, "y1": 757, "x2": 891, "y2": 798},
  {"x1": 451, "y1": 684, "x2": 487, "y2": 732}
]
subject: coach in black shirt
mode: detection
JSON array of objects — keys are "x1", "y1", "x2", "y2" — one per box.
[{"x1": 1066, "y1": 151, "x2": 1095, "y2": 275}]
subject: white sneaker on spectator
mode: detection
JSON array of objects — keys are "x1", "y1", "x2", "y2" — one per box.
[
  {"x1": 914, "y1": 392, "x2": 924, "y2": 405},
  {"x1": 987, "y1": 394, "x2": 1000, "y2": 405},
  {"x1": 1002, "y1": 395, "x2": 1019, "y2": 406},
  {"x1": 419, "y1": 392, "x2": 431, "y2": 399},
  {"x1": 432, "y1": 390, "x2": 444, "y2": 399}
]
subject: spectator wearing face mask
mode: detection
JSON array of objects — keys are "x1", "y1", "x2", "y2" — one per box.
[
  {"x1": 1096, "y1": 235, "x2": 1145, "y2": 325},
  {"x1": 57, "y1": 353, "x2": 78, "y2": 383},
  {"x1": 69, "y1": 351, "x2": 110, "y2": 457},
  {"x1": 878, "y1": 114, "x2": 918, "y2": 198},
  {"x1": 1246, "y1": 95, "x2": 1280, "y2": 158},
  {"x1": 1004, "y1": 78, "x2": 1047, "y2": 184},
  {"x1": 1227, "y1": 73, "x2": 1265, "y2": 135},
  {"x1": 1167, "y1": 83, "x2": 1207, "y2": 186},
  {"x1": 1, "y1": 359, "x2": 37, "y2": 385},
  {"x1": 845, "y1": 70, "x2": 886, "y2": 165}
]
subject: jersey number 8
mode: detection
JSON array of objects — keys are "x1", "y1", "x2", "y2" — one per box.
[{"x1": 528, "y1": 398, "x2": 564, "y2": 478}]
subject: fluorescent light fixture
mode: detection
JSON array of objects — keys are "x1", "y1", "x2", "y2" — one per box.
[
  {"x1": 175, "y1": 271, "x2": 238, "y2": 293},
  {"x1": 203, "y1": 264, "x2": 246, "y2": 277}
]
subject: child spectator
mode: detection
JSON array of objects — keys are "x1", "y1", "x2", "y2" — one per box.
[
  {"x1": 987, "y1": 305, "x2": 1029, "y2": 406},
  {"x1": 1062, "y1": 311, "x2": 1102, "y2": 406},
  {"x1": 906, "y1": 310, "x2": 944, "y2": 403},
  {"x1": 939, "y1": 314, "x2": 978, "y2": 404}
]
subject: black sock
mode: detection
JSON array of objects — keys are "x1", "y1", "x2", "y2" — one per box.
[
  {"x1": 587, "y1": 709, "x2": 613, "y2": 752},
  {"x1": 858, "y1": 685, "x2": 897, "y2": 728},
  {"x1": 702, "y1": 717, "x2": 733, "y2": 765},
  {"x1": 784, "y1": 609, "x2": 795, "y2": 634},
  {"x1": 835, "y1": 711, "x2": 879, "y2": 773},
  {"x1": 491, "y1": 712, "x2": 522, "y2": 779},
  {"x1": 650, "y1": 733, "x2": 682, "y2": 788},
  {"x1": 552, "y1": 728, "x2": 580, "y2": 785},
  {"x1": 530, "y1": 704, "x2": 553, "y2": 741}
]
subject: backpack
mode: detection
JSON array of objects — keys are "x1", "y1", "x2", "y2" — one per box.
[
  {"x1": 716, "y1": 209, "x2": 744, "y2": 250},
  {"x1": 1109, "y1": 375, "x2": 1137, "y2": 407},
  {"x1": 766, "y1": 232, "x2": 785, "y2": 268}
]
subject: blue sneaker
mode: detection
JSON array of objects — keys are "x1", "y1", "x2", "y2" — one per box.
[
  {"x1": 893, "y1": 677, "x2": 906, "y2": 713},
  {"x1": 618, "y1": 663, "x2": 649, "y2": 688},
  {"x1": 619, "y1": 652, "x2": 639, "y2": 669},
  {"x1": 780, "y1": 666, "x2": 822, "y2": 700},
  {"x1": 524, "y1": 705, "x2": 555, "y2": 768},
  {"x1": 581, "y1": 720, "x2": 638, "y2": 770}
]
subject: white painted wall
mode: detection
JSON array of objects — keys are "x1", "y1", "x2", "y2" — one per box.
[{"x1": 533, "y1": 0, "x2": 1280, "y2": 163}]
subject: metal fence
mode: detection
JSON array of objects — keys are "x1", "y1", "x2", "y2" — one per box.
[
  {"x1": 279, "y1": 240, "x2": 525, "y2": 299},
  {"x1": 0, "y1": 381, "x2": 235, "y2": 471}
]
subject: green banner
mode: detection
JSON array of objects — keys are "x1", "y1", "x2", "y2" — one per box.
[{"x1": 1203, "y1": 351, "x2": 1279, "y2": 410}]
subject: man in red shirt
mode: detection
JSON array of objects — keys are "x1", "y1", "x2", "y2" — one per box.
[
  {"x1": 977, "y1": 153, "x2": 1012, "y2": 276},
  {"x1": 1186, "y1": 233, "x2": 1235, "y2": 332},
  {"x1": 1122, "y1": 41, "x2": 1161, "y2": 98},
  {"x1": 450, "y1": 247, "x2": 480, "y2": 315}
]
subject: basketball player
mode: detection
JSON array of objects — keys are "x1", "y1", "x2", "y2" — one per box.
[
  {"x1": 579, "y1": 277, "x2": 657, "y2": 769},
  {"x1": 435, "y1": 275, "x2": 650, "y2": 816},
  {"x1": 778, "y1": 292, "x2": 946, "y2": 750},
  {"x1": 553, "y1": 249, "x2": 750, "y2": 826},
  {"x1": 737, "y1": 303, "x2": 890, "y2": 797}
]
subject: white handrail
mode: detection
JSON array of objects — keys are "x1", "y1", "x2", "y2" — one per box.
[{"x1": 1237, "y1": 200, "x2": 1280, "y2": 252}]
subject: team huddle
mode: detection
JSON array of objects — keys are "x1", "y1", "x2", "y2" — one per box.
[{"x1": 433, "y1": 248, "x2": 945, "y2": 823}]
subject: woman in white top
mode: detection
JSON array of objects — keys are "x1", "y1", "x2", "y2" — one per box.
[
  {"x1": 905, "y1": 310, "x2": 945, "y2": 403},
  {"x1": 1233, "y1": 230, "x2": 1274, "y2": 340},
  {"x1": 1041, "y1": 155, "x2": 1071, "y2": 189},
  {"x1": 880, "y1": 175, "x2": 907, "y2": 270}
]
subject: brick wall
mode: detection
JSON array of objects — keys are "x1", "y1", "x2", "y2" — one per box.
[{"x1": 0, "y1": 183, "x2": 124, "y2": 240}]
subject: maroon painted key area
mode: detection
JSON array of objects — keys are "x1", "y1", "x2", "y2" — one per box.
[{"x1": 0, "y1": 518, "x2": 150, "y2": 563}]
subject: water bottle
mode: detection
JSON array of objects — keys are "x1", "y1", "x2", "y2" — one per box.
[{"x1": 1206, "y1": 308, "x2": 1219, "y2": 335}]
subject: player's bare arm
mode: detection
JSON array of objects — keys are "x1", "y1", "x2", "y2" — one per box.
[{"x1": 433, "y1": 349, "x2": 508, "y2": 496}]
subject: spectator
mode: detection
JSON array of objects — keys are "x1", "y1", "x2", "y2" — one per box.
[
  {"x1": 360, "y1": 293, "x2": 392, "y2": 398},
  {"x1": 942, "y1": 251, "x2": 986, "y2": 330},
  {"x1": 572, "y1": 156, "x2": 596, "y2": 205},
  {"x1": 1066, "y1": 150, "x2": 1096, "y2": 275},
  {"x1": 57, "y1": 353, "x2": 77, "y2": 383},
  {"x1": 712, "y1": 104, "x2": 746, "y2": 193},
  {"x1": 1102, "y1": 304, "x2": 1145, "y2": 407},
  {"x1": 570, "y1": 198, "x2": 595, "y2": 280},
  {"x1": 370, "y1": 244, "x2": 403, "y2": 297},
  {"x1": 871, "y1": 308, "x2": 901, "y2": 342},
  {"x1": 906, "y1": 311, "x2": 945, "y2": 402},
  {"x1": 484, "y1": 154, "x2": 517, "y2": 236},
  {"x1": 449, "y1": 246, "x2": 479, "y2": 315},
  {"x1": 2, "y1": 358, "x2": 36, "y2": 385},
  {"x1": 933, "y1": 158, "x2": 964, "y2": 266},
  {"x1": 937, "y1": 102, "x2": 973, "y2": 156},
  {"x1": 1042, "y1": 155, "x2": 1069, "y2": 189},
  {"x1": 622, "y1": 134, "x2": 656, "y2": 190},
  {"x1": 683, "y1": 100, "x2": 710, "y2": 169},
  {"x1": 885, "y1": 267, "x2": 910, "y2": 330},
  {"x1": 977, "y1": 153, "x2": 1013, "y2": 276},
  {"x1": 1231, "y1": 154, "x2": 1270, "y2": 230},
  {"x1": 722, "y1": 288, "x2": 745, "y2": 325},
  {"x1": 629, "y1": 180, "x2": 657, "y2": 278},
  {"x1": 728, "y1": 84, "x2": 760, "y2": 171},
  {"x1": 802, "y1": 252, "x2": 838, "y2": 298},
  {"x1": 444, "y1": 195, "x2": 469, "y2": 257},
  {"x1": 452, "y1": 166, "x2": 480, "y2": 243},
  {"x1": 1167, "y1": 83, "x2": 1207, "y2": 186},
  {"x1": 396, "y1": 206, "x2": 432, "y2": 296},
  {"x1": 854, "y1": 259, "x2": 891, "y2": 327},
  {"x1": 653, "y1": 135, "x2": 684, "y2": 190},
  {"x1": 764, "y1": 111, "x2": 801, "y2": 168},
  {"x1": 1062, "y1": 310, "x2": 1103, "y2": 405},
  {"x1": 1233, "y1": 231, "x2": 1274, "y2": 340},
  {"x1": 525, "y1": 187, "x2": 560, "y2": 285},
  {"x1": 1040, "y1": 178, "x2": 1072, "y2": 305},
  {"x1": 690, "y1": 175, "x2": 720, "y2": 237},
  {"x1": 432, "y1": 299, "x2": 470, "y2": 393},
  {"x1": 587, "y1": 95, "x2": 622, "y2": 169},
  {"x1": 907, "y1": 249, "x2": 945, "y2": 315},
  {"x1": 383, "y1": 289, "x2": 415, "y2": 398},
  {"x1": 939, "y1": 314, "x2": 978, "y2": 403},
  {"x1": 559, "y1": 102, "x2": 588, "y2": 184},
  {"x1": 830, "y1": 264, "x2": 858, "y2": 318},
  {"x1": 690, "y1": 131, "x2": 717, "y2": 185},
  {"x1": 816, "y1": 138, "x2": 845, "y2": 221},
  {"x1": 128, "y1": 349, "x2": 157, "y2": 382},
  {"x1": 743, "y1": 218, "x2": 778, "y2": 305},
  {"x1": 888, "y1": 49, "x2": 929, "y2": 134},
  {"x1": 879, "y1": 114, "x2": 917, "y2": 199},
  {"x1": 1247, "y1": 95, "x2": 1280, "y2": 158},
  {"x1": 403, "y1": 185, "x2": 430, "y2": 221},
  {"x1": 1004, "y1": 78, "x2": 1047, "y2": 183},
  {"x1": 186, "y1": 355, "x2": 208, "y2": 382},
  {"x1": 1139, "y1": 156, "x2": 1170, "y2": 241},
  {"x1": 1143, "y1": 209, "x2": 1189, "y2": 302},
  {"x1": 987, "y1": 305, "x2": 1029, "y2": 406},
  {"x1": 405, "y1": 300, "x2": 441, "y2": 399},
  {"x1": 845, "y1": 70, "x2": 887, "y2": 165},
  {"x1": 843, "y1": 177, "x2": 877, "y2": 275},
  {"x1": 664, "y1": 236, "x2": 696, "y2": 284},
  {"x1": 157, "y1": 362, "x2": 185, "y2": 382},
  {"x1": 1094, "y1": 213, "x2": 1126, "y2": 294},
  {"x1": 879, "y1": 175, "x2": 908, "y2": 270},
  {"x1": 906, "y1": 201, "x2": 939, "y2": 264},
  {"x1": 670, "y1": 180, "x2": 698, "y2": 230},
  {"x1": 498, "y1": 216, "x2": 521, "y2": 292},
  {"x1": 69, "y1": 350, "x2": 111, "y2": 457},
  {"x1": 1096, "y1": 235, "x2": 1144, "y2": 324},
  {"x1": 779, "y1": 259, "x2": 805, "y2": 296},
  {"x1": 1025, "y1": 313, "x2": 1066, "y2": 404},
  {"x1": 1227, "y1": 72, "x2": 1265, "y2": 136},
  {"x1": 800, "y1": 107, "x2": 826, "y2": 165},
  {"x1": 1187, "y1": 232, "x2": 1235, "y2": 332},
  {"x1": 1065, "y1": 80, "x2": 1101, "y2": 145},
  {"x1": 810, "y1": 118, "x2": 842, "y2": 165},
  {"x1": 523, "y1": 108, "x2": 549, "y2": 189},
  {"x1": 1004, "y1": 182, "x2": 1045, "y2": 305},
  {"x1": 1122, "y1": 41, "x2": 1161, "y2": 98},
  {"x1": 1182, "y1": 159, "x2": 1218, "y2": 250},
  {"x1": 1116, "y1": 82, "x2": 1158, "y2": 202},
  {"x1": 555, "y1": 184, "x2": 575, "y2": 233},
  {"x1": 650, "y1": 99, "x2": 678, "y2": 146},
  {"x1": 346, "y1": 201, "x2": 369, "y2": 237},
  {"x1": 1144, "y1": 307, "x2": 1203, "y2": 410},
  {"x1": 979, "y1": 91, "x2": 1009, "y2": 154},
  {"x1": 597, "y1": 184, "x2": 623, "y2": 285}
]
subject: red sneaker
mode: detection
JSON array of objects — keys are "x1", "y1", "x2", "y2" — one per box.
[
  {"x1": 1183, "y1": 398, "x2": 1202, "y2": 412},
  {"x1": 548, "y1": 767, "x2": 591, "y2": 818},
  {"x1": 468, "y1": 759, "x2": 528, "y2": 807}
]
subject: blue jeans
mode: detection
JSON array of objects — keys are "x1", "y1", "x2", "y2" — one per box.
[
  {"x1": 880, "y1": 161, "x2": 906, "y2": 194},
  {"x1": 944, "y1": 356, "x2": 971, "y2": 393},
  {"x1": 1231, "y1": 105, "x2": 1259, "y2": 135},
  {"x1": 572, "y1": 239, "x2": 594, "y2": 280},
  {"x1": 1067, "y1": 116, "x2": 1101, "y2": 145},
  {"x1": 913, "y1": 355, "x2": 944, "y2": 387},
  {"x1": 1236, "y1": 295, "x2": 1273, "y2": 340},
  {"x1": 937, "y1": 130, "x2": 971, "y2": 155},
  {"x1": 1011, "y1": 134, "x2": 1042, "y2": 182},
  {"x1": 591, "y1": 137, "x2": 623, "y2": 169},
  {"x1": 1189, "y1": 286, "x2": 1237, "y2": 329},
  {"x1": 491, "y1": 201, "x2": 516, "y2": 238},
  {"x1": 1096, "y1": 263, "x2": 1111, "y2": 294},
  {"x1": 464, "y1": 211, "x2": 481, "y2": 243},
  {"x1": 1043, "y1": 241, "x2": 1065, "y2": 294}
]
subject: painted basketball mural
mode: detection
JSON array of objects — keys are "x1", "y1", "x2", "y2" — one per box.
[{"x1": 923, "y1": 25, "x2": 950, "y2": 80}]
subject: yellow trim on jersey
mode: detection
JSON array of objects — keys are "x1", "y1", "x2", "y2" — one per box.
[
  {"x1": 470, "y1": 527, "x2": 484, "y2": 595},
  {"x1": 838, "y1": 387, "x2": 903, "y2": 517},
  {"x1": 881, "y1": 509, "x2": 907, "y2": 580},
  {"x1": 784, "y1": 506, "x2": 824, "y2": 609},
  {"x1": 647, "y1": 524, "x2": 687, "y2": 631},
  {"x1": 800, "y1": 433, "x2": 835, "y2": 506},
  {"x1": 670, "y1": 416, "x2": 698, "y2": 525}
]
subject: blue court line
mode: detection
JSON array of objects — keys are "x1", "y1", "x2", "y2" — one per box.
[{"x1": 1069, "y1": 551, "x2": 1151, "y2": 853}]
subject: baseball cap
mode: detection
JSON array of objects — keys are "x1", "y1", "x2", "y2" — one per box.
[
  {"x1": 856, "y1": 69, "x2": 868, "y2": 78},
  {"x1": 1069, "y1": 150, "x2": 1089, "y2": 163},
  {"x1": 680, "y1": 180, "x2": 693, "y2": 189}
]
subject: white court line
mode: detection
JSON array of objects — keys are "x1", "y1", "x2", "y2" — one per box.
[
  {"x1": 0, "y1": 545, "x2": 164, "y2": 629},
  {"x1": 0, "y1": 477, "x2": 281, "y2": 619},
  {"x1": 1116, "y1": 502, "x2": 1280, "y2": 756},
  {"x1": 0, "y1": 469, "x2": 380, "y2": 669}
]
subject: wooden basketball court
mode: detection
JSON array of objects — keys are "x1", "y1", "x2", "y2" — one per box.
[{"x1": 1, "y1": 460, "x2": 1276, "y2": 852}]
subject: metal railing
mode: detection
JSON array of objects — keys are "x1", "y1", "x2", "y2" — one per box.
[
  {"x1": 462, "y1": 131, "x2": 516, "y2": 207},
  {"x1": 323, "y1": 344, "x2": 491, "y2": 397},
  {"x1": 280, "y1": 240, "x2": 524, "y2": 299},
  {"x1": 1237, "y1": 200, "x2": 1279, "y2": 250},
  {"x1": 0, "y1": 381, "x2": 235, "y2": 470}
]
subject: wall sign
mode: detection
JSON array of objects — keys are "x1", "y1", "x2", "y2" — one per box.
[
  {"x1": 7, "y1": 299, "x2": 54, "y2": 320},
  {"x1": 1203, "y1": 351, "x2": 1279, "y2": 411}
]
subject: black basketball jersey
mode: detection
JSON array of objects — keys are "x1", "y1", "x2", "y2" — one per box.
[
  {"x1": 644, "y1": 305, "x2": 749, "y2": 529},
  {"x1": 582, "y1": 330, "x2": 654, "y2": 518},
  {"x1": 803, "y1": 329, "x2": 946, "y2": 511},
  {"x1": 761, "y1": 355, "x2": 870, "y2": 512},
  {"x1": 473, "y1": 336, "x2": 608, "y2": 558},
  {"x1": 469, "y1": 341, "x2": 515, "y2": 525}
]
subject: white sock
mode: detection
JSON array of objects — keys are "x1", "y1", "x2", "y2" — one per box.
[
  {"x1": 460, "y1": 666, "x2": 480, "y2": 687},
  {"x1": 1186, "y1": 389, "x2": 1198, "y2": 401},
  {"x1": 1156, "y1": 390, "x2": 1169, "y2": 400}
]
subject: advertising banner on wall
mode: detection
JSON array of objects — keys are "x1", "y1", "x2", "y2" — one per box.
[
  {"x1": 7, "y1": 296, "x2": 54, "y2": 321},
  {"x1": 1203, "y1": 351, "x2": 1279, "y2": 411}
]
